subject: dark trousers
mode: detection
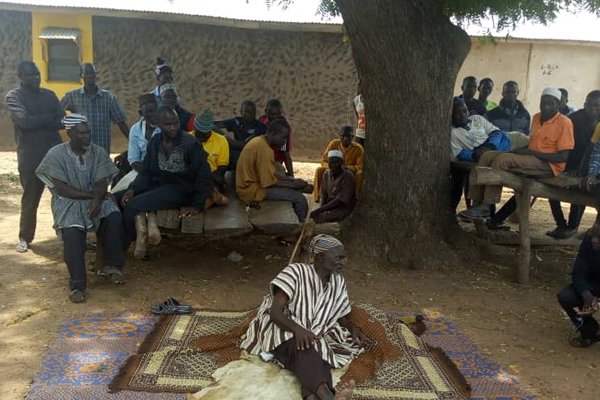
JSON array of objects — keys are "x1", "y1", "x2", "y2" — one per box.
[
  {"x1": 266, "y1": 187, "x2": 309, "y2": 221},
  {"x1": 549, "y1": 200, "x2": 586, "y2": 230},
  {"x1": 116, "y1": 183, "x2": 193, "y2": 247},
  {"x1": 19, "y1": 170, "x2": 45, "y2": 243},
  {"x1": 314, "y1": 207, "x2": 351, "y2": 223},
  {"x1": 558, "y1": 284, "x2": 600, "y2": 339},
  {"x1": 271, "y1": 339, "x2": 333, "y2": 398},
  {"x1": 450, "y1": 166, "x2": 469, "y2": 212},
  {"x1": 62, "y1": 212, "x2": 124, "y2": 292},
  {"x1": 489, "y1": 196, "x2": 517, "y2": 224}
]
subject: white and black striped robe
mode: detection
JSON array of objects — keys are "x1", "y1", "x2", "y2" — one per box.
[{"x1": 240, "y1": 263, "x2": 362, "y2": 368}]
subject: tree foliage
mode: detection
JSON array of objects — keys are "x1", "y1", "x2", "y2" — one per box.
[{"x1": 266, "y1": 0, "x2": 600, "y2": 29}]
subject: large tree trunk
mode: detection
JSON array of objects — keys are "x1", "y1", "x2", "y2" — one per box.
[{"x1": 336, "y1": 0, "x2": 471, "y2": 266}]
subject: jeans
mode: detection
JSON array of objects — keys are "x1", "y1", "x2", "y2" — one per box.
[{"x1": 19, "y1": 170, "x2": 46, "y2": 243}]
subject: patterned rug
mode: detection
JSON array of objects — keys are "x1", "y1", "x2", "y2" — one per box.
[{"x1": 28, "y1": 311, "x2": 533, "y2": 400}]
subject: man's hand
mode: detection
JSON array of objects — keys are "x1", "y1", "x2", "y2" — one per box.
[
  {"x1": 291, "y1": 178, "x2": 307, "y2": 190},
  {"x1": 121, "y1": 190, "x2": 134, "y2": 207},
  {"x1": 179, "y1": 206, "x2": 199, "y2": 218},
  {"x1": 292, "y1": 326, "x2": 317, "y2": 351},
  {"x1": 575, "y1": 291, "x2": 599, "y2": 316},
  {"x1": 87, "y1": 200, "x2": 101, "y2": 218},
  {"x1": 309, "y1": 209, "x2": 322, "y2": 219},
  {"x1": 350, "y1": 326, "x2": 372, "y2": 349}
]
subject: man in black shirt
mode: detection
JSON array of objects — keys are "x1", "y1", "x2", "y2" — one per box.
[
  {"x1": 548, "y1": 90, "x2": 600, "y2": 238},
  {"x1": 459, "y1": 76, "x2": 487, "y2": 116},
  {"x1": 558, "y1": 220, "x2": 600, "y2": 347},
  {"x1": 5, "y1": 61, "x2": 65, "y2": 252}
]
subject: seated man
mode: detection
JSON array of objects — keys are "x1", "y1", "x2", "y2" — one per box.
[
  {"x1": 558, "y1": 220, "x2": 600, "y2": 348},
  {"x1": 159, "y1": 83, "x2": 195, "y2": 132},
  {"x1": 215, "y1": 100, "x2": 267, "y2": 170},
  {"x1": 112, "y1": 94, "x2": 161, "y2": 193},
  {"x1": 35, "y1": 114, "x2": 125, "y2": 304},
  {"x1": 259, "y1": 99, "x2": 294, "y2": 177},
  {"x1": 192, "y1": 107, "x2": 230, "y2": 208},
  {"x1": 240, "y1": 234, "x2": 369, "y2": 399},
  {"x1": 459, "y1": 76, "x2": 487, "y2": 116},
  {"x1": 460, "y1": 87, "x2": 574, "y2": 220},
  {"x1": 118, "y1": 106, "x2": 213, "y2": 249},
  {"x1": 236, "y1": 120, "x2": 310, "y2": 221},
  {"x1": 311, "y1": 150, "x2": 356, "y2": 223},
  {"x1": 450, "y1": 97, "x2": 513, "y2": 211},
  {"x1": 313, "y1": 126, "x2": 363, "y2": 202},
  {"x1": 547, "y1": 90, "x2": 600, "y2": 238},
  {"x1": 485, "y1": 81, "x2": 531, "y2": 135},
  {"x1": 559, "y1": 88, "x2": 577, "y2": 116}
]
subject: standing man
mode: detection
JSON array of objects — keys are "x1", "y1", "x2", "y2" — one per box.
[
  {"x1": 259, "y1": 99, "x2": 294, "y2": 177},
  {"x1": 559, "y1": 88, "x2": 577, "y2": 116},
  {"x1": 6, "y1": 61, "x2": 65, "y2": 252},
  {"x1": 485, "y1": 81, "x2": 531, "y2": 135},
  {"x1": 477, "y1": 78, "x2": 497, "y2": 112},
  {"x1": 61, "y1": 63, "x2": 129, "y2": 154},
  {"x1": 547, "y1": 91, "x2": 600, "y2": 238},
  {"x1": 215, "y1": 100, "x2": 267, "y2": 170},
  {"x1": 353, "y1": 83, "x2": 366, "y2": 147},
  {"x1": 459, "y1": 76, "x2": 487, "y2": 116},
  {"x1": 36, "y1": 115, "x2": 125, "y2": 303}
]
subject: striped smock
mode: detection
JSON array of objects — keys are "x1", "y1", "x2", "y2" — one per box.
[{"x1": 240, "y1": 263, "x2": 362, "y2": 368}]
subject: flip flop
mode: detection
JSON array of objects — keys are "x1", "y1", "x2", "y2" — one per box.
[
  {"x1": 97, "y1": 266, "x2": 126, "y2": 284},
  {"x1": 151, "y1": 298, "x2": 192, "y2": 315},
  {"x1": 69, "y1": 289, "x2": 86, "y2": 303}
]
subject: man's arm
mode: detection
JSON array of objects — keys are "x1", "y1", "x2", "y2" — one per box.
[
  {"x1": 52, "y1": 178, "x2": 94, "y2": 199},
  {"x1": 270, "y1": 288, "x2": 317, "y2": 351},
  {"x1": 283, "y1": 151, "x2": 294, "y2": 177},
  {"x1": 109, "y1": 94, "x2": 129, "y2": 138},
  {"x1": 117, "y1": 121, "x2": 130, "y2": 139},
  {"x1": 88, "y1": 180, "x2": 109, "y2": 218},
  {"x1": 61, "y1": 92, "x2": 77, "y2": 113},
  {"x1": 312, "y1": 198, "x2": 345, "y2": 217},
  {"x1": 190, "y1": 147, "x2": 214, "y2": 212},
  {"x1": 6, "y1": 91, "x2": 57, "y2": 131},
  {"x1": 338, "y1": 315, "x2": 370, "y2": 348}
]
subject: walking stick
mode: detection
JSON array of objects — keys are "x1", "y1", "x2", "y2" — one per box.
[{"x1": 288, "y1": 211, "x2": 314, "y2": 265}]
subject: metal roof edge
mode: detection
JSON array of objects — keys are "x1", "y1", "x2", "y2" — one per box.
[
  {"x1": 0, "y1": 1, "x2": 344, "y2": 33},
  {"x1": 471, "y1": 35, "x2": 600, "y2": 47}
]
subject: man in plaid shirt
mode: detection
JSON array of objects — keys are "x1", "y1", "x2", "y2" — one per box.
[{"x1": 61, "y1": 63, "x2": 129, "y2": 153}]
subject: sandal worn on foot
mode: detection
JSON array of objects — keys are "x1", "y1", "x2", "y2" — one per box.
[
  {"x1": 151, "y1": 298, "x2": 192, "y2": 315},
  {"x1": 98, "y1": 266, "x2": 126, "y2": 284},
  {"x1": 570, "y1": 335, "x2": 599, "y2": 348},
  {"x1": 69, "y1": 289, "x2": 86, "y2": 303}
]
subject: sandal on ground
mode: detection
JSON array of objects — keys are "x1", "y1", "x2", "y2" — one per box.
[
  {"x1": 546, "y1": 227, "x2": 566, "y2": 238},
  {"x1": 152, "y1": 297, "x2": 192, "y2": 315},
  {"x1": 16, "y1": 240, "x2": 29, "y2": 253},
  {"x1": 97, "y1": 266, "x2": 126, "y2": 284},
  {"x1": 69, "y1": 289, "x2": 86, "y2": 303},
  {"x1": 569, "y1": 335, "x2": 599, "y2": 348}
]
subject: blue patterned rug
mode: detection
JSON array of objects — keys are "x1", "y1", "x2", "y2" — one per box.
[{"x1": 27, "y1": 311, "x2": 533, "y2": 399}]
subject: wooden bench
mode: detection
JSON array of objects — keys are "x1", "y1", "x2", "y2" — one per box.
[
  {"x1": 152, "y1": 198, "x2": 301, "y2": 237},
  {"x1": 468, "y1": 166, "x2": 598, "y2": 284}
]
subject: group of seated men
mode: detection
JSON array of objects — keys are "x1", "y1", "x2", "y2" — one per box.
[
  {"x1": 7, "y1": 60, "x2": 364, "y2": 303},
  {"x1": 450, "y1": 76, "x2": 600, "y2": 239}
]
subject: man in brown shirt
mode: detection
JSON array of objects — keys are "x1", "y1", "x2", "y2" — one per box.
[
  {"x1": 236, "y1": 120, "x2": 309, "y2": 221},
  {"x1": 310, "y1": 150, "x2": 356, "y2": 223}
]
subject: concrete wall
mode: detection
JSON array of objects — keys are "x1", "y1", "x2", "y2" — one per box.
[
  {"x1": 0, "y1": 10, "x2": 31, "y2": 148},
  {"x1": 456, "y1": 39, "x2": 600, "y2": 114},
  {"x1": 2, "y1": 9, "x2": 599, "y2": 156}
]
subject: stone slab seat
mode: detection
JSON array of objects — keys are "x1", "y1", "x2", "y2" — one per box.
[{"x1": 153, "y1": 199, "x2": 300, "y2": 236}]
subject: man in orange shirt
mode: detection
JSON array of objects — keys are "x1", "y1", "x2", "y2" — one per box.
[{"x1": 459, "y1": 87, "x2": 574, "y2": 219}]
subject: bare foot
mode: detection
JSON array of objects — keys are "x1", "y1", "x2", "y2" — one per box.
[{"x1": 335, "y1": 379, "x2": 355, "y2": 400}]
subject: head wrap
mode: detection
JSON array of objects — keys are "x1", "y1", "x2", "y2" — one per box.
[
  {"x1": 155, "y1": 58, "x2": 173, "y2": 76},
  {"x1": 158, "y1": 83, "x2": 177, "y2": 96},
  {"x1": 541, "y1": 87, "x2": 562, "y2": 102},
  {"x1": 308, "y1": 234, "x2": 343, "y2": 257},
  {"x1": 327, "y1": 150, "x2": 343, "y2": 159},
  {"x1": 194, "y1": 107, "x2": 215, "y2": 132},
  {"x1": 138, "y1": 93, "x2": 156, "y2": 107},
  {"x1": 62, "y1": 114, "x2": 88, "y2": 131}
]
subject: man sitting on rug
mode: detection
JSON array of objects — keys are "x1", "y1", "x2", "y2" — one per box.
[
  {"x1": 35, "y1": 114, "x2": 125, "y2": 303},
  {"x1": 236, "y1": 120, "x2": 310, "y2": 222},
  {"x1": 117, "y1": 106, "x2": 213, "y2": 252},
  {"x1": 241, "y1": 234, "x2": 369, "y2": 400},
  {"x1": 192, "y1": 107, "x2": 230, "y2": 208},
  {"x1": 313, "y1": 126, "x2": 363, "y2": 202},
  {"x1": 311, "y1": 151, "x2": 356, "y2": 224},
  {"x1": 558, "y1": 219, "x2": 600, "y2": 348}
]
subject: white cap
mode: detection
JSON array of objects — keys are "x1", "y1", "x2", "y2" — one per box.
[
  {"x1": 541, "y1": 87, "x2": 562, "y2": 102},
  {"x1": 327, "y1": 150, "x2": 343, "y2": 159}
]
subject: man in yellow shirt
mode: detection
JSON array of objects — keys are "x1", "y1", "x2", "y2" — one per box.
[
  {"x1": 193, "y1": 107, "x2": 229, "y2": 208},
  {"x1": 313, "y1": 126, "x2": 363, "y2": 202},
  {"x1": 236, "y1": 120, "x2": 310, "y2": 221}
]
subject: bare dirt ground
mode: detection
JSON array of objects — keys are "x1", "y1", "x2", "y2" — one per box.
[{"x1": 0, "y1": 150, "x2": 599, "y2": 400}]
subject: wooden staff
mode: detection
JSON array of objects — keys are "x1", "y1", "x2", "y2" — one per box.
[{"x1": 288, "y1": 211, "x2": 314, "y2": 265}]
